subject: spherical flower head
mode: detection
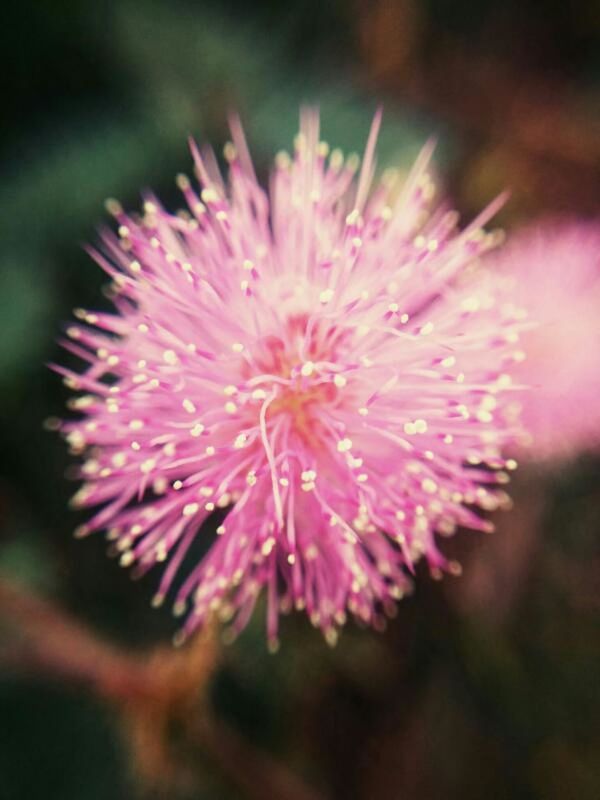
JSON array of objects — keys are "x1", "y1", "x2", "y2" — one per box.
[
  {"x1": 492, "y1": 219, "x2": 600, "y2": 463},
  {"x1": 58, "y1": 110, "x2": 525, "y2": 649}
]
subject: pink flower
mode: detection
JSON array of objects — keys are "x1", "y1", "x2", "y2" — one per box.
[
  {"x1": 58, "y1": 110, "x2": 525, "y2": 648},
  {"x1": 492, "y1": 219, "x2": 600, "y2": 462}
]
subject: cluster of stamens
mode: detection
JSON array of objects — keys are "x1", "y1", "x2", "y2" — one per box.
[{"x1": 56, "y1": 110, "x2": 527, "y2": 649}]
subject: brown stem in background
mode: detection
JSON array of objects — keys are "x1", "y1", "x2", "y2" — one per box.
[
  {"x1": 0, "y1": 576, "x2": 325, "y2": 800},
  {"x1": 0, "y1": 577, "x2": 143, "y2": 698},
  {"x1": 356, "y1": 0, "x2": 600, "y2": 217}
]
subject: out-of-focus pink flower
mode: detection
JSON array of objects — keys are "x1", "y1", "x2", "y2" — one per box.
[
  {"x1": 494, "y1": 220, "x2": 600, "y2": 463},
  {"x1": 57, "y1": 110, "x2": 525, "y2": 648}
]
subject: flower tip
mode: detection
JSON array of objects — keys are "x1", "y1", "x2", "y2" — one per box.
[
  {"x1": 104, "y1": 198, "x2": 122, "y2": 216},
  {"x1": 267, "y1": 636, "x2": 280, "y2": 654},
  {"x1": 173, "y1": 600, "x2": 187, "y2": 617}
]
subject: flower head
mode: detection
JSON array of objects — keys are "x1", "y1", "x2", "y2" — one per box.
[
  {"x1": 58, "y1": 110, "x2": 525, "y2": 648},
  {"x1": 493, "y1": 219, "x2": 600, "y2": 462}
]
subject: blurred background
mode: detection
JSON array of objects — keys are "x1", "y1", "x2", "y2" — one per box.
[{"x1": 0, "y1": 1, "x2": 599, "y2": 798}]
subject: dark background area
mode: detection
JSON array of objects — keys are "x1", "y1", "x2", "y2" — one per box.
[{"x1": 0, "y1": 2, "x2": 598, "y2": 799}]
